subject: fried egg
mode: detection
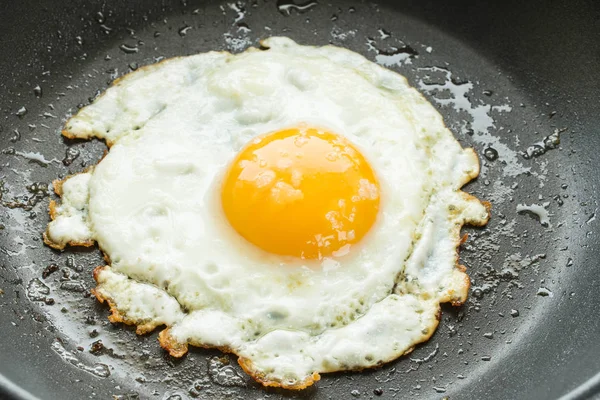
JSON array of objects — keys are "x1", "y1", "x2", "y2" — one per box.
[{"x1": 44, "y1": 37, "x2": 489, "y2": 389}]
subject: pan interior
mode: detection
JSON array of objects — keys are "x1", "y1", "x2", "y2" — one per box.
[{"x1": 0, "y1": 0, "x2": 598, "y2": 399}]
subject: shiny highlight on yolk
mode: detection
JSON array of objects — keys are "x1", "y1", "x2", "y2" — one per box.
[{"x1": 221, "y1": 126, "x2": 380, "y2": 259}]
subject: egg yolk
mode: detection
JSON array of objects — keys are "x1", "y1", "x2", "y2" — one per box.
[{"x1": 221, "y1": 126, "x2": 380, "y2": 259}]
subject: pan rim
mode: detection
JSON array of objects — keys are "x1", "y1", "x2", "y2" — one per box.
[
  {"x1": 1, "y1": 369, "x2": 599, "y2": 399},
  {"x1": 0, "y1": 373, "x2": 40, "y2": 400},
  {"x1": 558, "y1": 371, "x2": 600, "y2": 400}
]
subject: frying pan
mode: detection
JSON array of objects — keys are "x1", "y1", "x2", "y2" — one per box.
[{"x1": 1, "y1": 0, "x2": 599, "y2": 399}]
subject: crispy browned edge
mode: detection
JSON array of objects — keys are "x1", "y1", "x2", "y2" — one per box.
[
  {"x1": 445, "y1": 192, "x2": 492, "y2": 306},
  {"x1": 46, "y1": 42, "x2": 492, "y2": 390},
  {"x1": 43, "y1": 170, "x2": 98, "y2": 250},
  {"x1": 42, "y1": 150, "x2": 108, "y2": 250},
  {"x1": 90, "y1": 260, "x2": 445, "y2": 390},
  {"x1": 156, "y1": 312, "x2": 443, "y2": 390},
  {"x1": 441, "y1": 146, "x2": 491, "y2": 306},
  {"x1": 91, "y1": 266, "x2": 161, "y2": 335}
]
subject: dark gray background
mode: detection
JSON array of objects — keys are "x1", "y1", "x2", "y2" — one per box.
[{"x1": 0, "y1": 0, "x2": 599, "y2": 399}]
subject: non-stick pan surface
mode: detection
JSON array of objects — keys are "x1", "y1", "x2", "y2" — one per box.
[{"x1": 1, "y1": 0, "x2": 599, "y2": 399}]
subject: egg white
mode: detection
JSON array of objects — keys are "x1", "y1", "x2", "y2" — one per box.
[{"x1": 45, "y1": 37, "x2": 488, "y2": 388}]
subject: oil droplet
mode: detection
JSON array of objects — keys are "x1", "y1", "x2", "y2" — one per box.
[
  {"x1": 543, "y1": 131, "x2": 561, "y2": 148},
  {"x1": 60, "y1": 281, "x2": 86, "y2": 292},
  {"x1": 367, "y1": 38, "x2": 418, "y2": 66},
  {"x1": 119, "y1": 44, "x2": 139, "y2": 54},
  {"x1": 27, "y1": 278, "x2": 50, "y2": 301},
  {"x1": 237, "y1": 22, "x2": 250, "y2": 32},
  {"x1": 164, "y1": 394, "x2": 185, "y2": 400},
  {"x1": 553, "y1": 195, "x2": 564, "y2": 206},
  {"x1": 378, "y1": 29, "x2": 391, "y2": 39},
  {"x1": 51, "y1": 339, "x2": 110, "y2": 378},
  {"x1": 89, "y1": 364, "x2": 110, "y2": 377},
  {"x1": 66, "y1": 255, "x2": 83, "y2": 272},
  {"x1": 276, "y1": 0, "x2": 318, "y2": 15},
  {"x1": 521, "y1": 129, "x2": 562, "y2": 159},
  {"x1": 15, "y1": 106, "x2": 27, "y2": 117},
  {"x1": 178, "y1": 25, "x2": 192, "y2": 37},
  {"x1": 63, "y1": 147, "x2": 80, "y2": 166},
  {"x1": 100, "y1": 24, "x2": 113, "y2": 34},
  {"x1": 483, "y1": 146, "x2": 499, "y2": 161},
  {"x1": 95, "y1": 11, "x2": 105, "y2": 24},
  {"x1": 42, "y1": 263, "x2": 59, "y2": 279},
  {"x1": 537, "y1": 287, "x2": 553, "y2": 297},
  {"x1": 207, "y1": 356, "x2": 246, "y2": 387},
  {"x1": 566, "y1": 258, "x2": 573, "y2": 267},
  {"x1": 10, "y1": 129, "x2": 21, "y2": 143}
]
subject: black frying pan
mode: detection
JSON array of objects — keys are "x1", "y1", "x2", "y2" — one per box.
[{"x1": 1, "y1": 0, "x2": 599, "y2": 399}]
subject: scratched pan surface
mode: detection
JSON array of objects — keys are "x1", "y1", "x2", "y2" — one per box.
[{"x1": 0, "y1": 0, "x2": 599, "y2": 399}]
